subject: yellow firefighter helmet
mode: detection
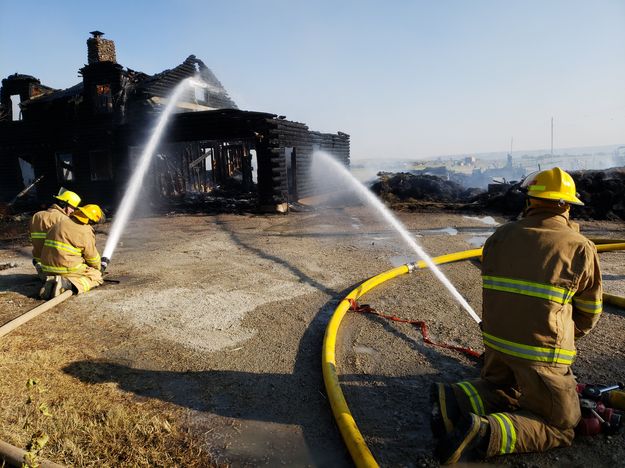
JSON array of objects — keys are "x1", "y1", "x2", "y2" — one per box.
[
  {"x1": 54, "y1": 188, "x2": 81, "y2": 208},
  {"x1": 72, "y1": 204, "x2": 104, "y2": 225},
  {"x1": 521, "y1": 167, "x2": 584, "y2": 206}
]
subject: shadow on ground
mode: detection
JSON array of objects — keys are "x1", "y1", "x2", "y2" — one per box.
[
  {"x1": 64, "y1": 219, "x2": 361, "y2": 466},
  {"x1": 0, "y1": 273, "x2": 41, "y2": 296}
]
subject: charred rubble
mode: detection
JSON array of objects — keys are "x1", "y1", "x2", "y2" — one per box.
[
  {"x1": 372, "y1": 169, "x2": 625, "y2": 221},
  {"x1": 0, "y1": 31, "x2": 349, "y2": 214},
  {"x1": 372, "y1": 172, "x2": 485, "y2": 204}
]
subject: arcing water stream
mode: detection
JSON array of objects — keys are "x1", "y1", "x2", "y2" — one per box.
[
  {"x1": 102, "y1": 77, "x2": 208, "y2": 262},
  {"x1": 311, "y1": 151, "x2": 481, "y2": 324}
]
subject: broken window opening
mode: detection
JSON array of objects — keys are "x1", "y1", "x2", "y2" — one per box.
[
  {"x1": 18, "y1": 157, "x2": 35, "y2": 187},
  {"x1": 56, "y1": 153, "x2": 74, "y2": 182},
  {"x1": 94, "y1": 84, "x2": 113, "y2": 113},
  {"x1": 250, "y1": 149, "x2": 258, "y2": 184},
  {"x1": 204, "y1": 151, "x2": 213, "y2": 172},
  {"x1": 204, "y1": 141, "x2": 253, "y2": 191},
  {"x1": 284, "y1": 147, "x2": 297, "y2": 196},
  {"x1": 201, "y1": 147, "x2": 215, "y2": 191},
  {"x1": 194, "y1": 86, "x2": 206, "y2": 103},
  {"x1": 89, "y1": 150, "x2": 113, "y2": 181},
  {"x1": 10, "y1": 95, "x2": 21, "y2": 121}
]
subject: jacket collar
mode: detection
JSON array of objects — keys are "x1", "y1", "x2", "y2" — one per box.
[
  {"x1": 49, "y1": 204, "x2": 66, "y2": 214},
  {"x1": 70, "y1": 216, "x2": 94, "y2": 231},
  {"x1": 523, "y1": 206, "x2": 574, "y2": 228}
]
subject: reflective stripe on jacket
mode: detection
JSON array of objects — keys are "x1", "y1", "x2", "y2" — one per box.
[
  {"x1": 481, "y1": 207, "x2": 602, "y2": 367},
  {"x1": 29, "y1": 204, "x2": 67, "y2": 262},
  {"x1": 40, "y1": 217, "x2": 101, "y2": 274}
]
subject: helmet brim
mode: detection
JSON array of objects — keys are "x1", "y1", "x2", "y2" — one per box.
[
  {"x1": 72, "y1": 212, "x2": 90, "y2": 224},
  {"x1": 527, "y1": 191, "x2": 584, "y2": 206}
]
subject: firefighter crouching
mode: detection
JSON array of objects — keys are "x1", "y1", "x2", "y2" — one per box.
[
  {"x1": 29, "y1": 188, "x2": 81, "y2": 280},
  {"x1": 431, "y1": 167, "x2": 603, "y2": 464},
  {"x1": 39, "y1": 204, "x2": 105, "y2": 300}
]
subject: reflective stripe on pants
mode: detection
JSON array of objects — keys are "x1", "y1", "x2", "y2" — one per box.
[
  {"x1": 482, "y1": 332, "x2": 576, "y2": 365},
  {"x1": 62, "y1": 266, "x2": 103, "y2": 294},
  {"x1": 455, "y1": 381, "x2": 485, "y2": 415},
  {"x1": 452, "y1": 349, "x2": 579, "y2": 458}
]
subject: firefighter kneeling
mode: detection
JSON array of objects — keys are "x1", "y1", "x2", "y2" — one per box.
[
  {"x1": 39, "y1": 204, "x2": 105, "y2": 299},
  {"x1": 29, "y1": 188, "x2": 82, "y2": 280},
  {"x1": 431, "y1": 167, "x2": 603, "y2": 464}
]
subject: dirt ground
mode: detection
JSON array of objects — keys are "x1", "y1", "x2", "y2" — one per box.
[{"x1": 1, "y1": 207, "x2": 624, "y2": 467}]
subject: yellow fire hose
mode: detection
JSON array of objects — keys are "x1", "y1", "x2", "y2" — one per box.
[{"x1": 322, "y1": 242, "x2": 625, "y2": 468}]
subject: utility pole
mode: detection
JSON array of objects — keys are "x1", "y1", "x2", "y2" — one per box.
[{"x1": 550, "y1": 117, "x2": 554, "y2": 156}]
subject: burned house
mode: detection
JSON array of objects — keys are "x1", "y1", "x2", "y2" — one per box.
[{"x1": 0, "y1": 31, "x2": 350, "y2": 212}]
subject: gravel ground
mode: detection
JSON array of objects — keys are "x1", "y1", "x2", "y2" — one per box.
[{"x1": 1, "y1": 207, "x2": 624, "y2": 467}]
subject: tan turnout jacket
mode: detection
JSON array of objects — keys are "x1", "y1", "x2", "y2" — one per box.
[
  {"x1": 481, "y1": 206, "x2": 602, "y2": 367},
  {"x1": 40, "y1": 217, "x2": 101, "y2": 275},
  {"x1": 29, "y1": 204, "x2": 67, "y2": 262}
]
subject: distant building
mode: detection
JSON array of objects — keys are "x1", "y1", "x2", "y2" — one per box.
[{"x1": 0, "y1": 32, "x2": 349, "y2": 211}]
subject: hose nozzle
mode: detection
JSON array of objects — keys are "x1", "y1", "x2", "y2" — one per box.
[{"x1": 101, "y1": 256, "x2": 110, "y2": 272}]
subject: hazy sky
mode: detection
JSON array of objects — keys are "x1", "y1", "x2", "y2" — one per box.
[{"x1": 1, "y1": 1, "x2": 624, "y2": 160}]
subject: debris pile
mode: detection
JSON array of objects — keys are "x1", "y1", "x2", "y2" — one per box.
[
  {"x1": 371, "y1": 173, "x2": 484, "y2": 204},
  {"x1": 574, "y1": 168, "x2": 625, "y2": 220},
  {"x1": 372, "y1": 168, "x2": 625, "y2": 220},
  {"x1": 165, "y1": 189, "x2": 259, "y2": 215}
]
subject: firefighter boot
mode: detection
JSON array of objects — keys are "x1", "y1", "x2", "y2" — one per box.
[
  {"x1": 435, "y1": 413, "x2": 490, "y2": 465},
  {"x1": 431, "y1": 382, "x2": 462, "y2": 438},
  {"x1": 39, "y1": 276, "x2": 56, "y2": 300},
  {"x1": 50, "y1": 275, "x2": 74, "y2": 298}
]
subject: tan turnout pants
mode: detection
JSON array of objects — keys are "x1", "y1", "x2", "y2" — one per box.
[
  {"x1": 63, "y1": 266, "x2": 103, "y2": 294},
  {"x1": 452, "y1": 349, "x2": 581, "y2": 457}
]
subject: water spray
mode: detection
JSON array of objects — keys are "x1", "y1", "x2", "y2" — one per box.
[
  {"x1": 102, "y1": 76, "x2": 208, "y2": 265},
  {"x1": 312, "y1": 151, "x2": 481, "y2": 324}
]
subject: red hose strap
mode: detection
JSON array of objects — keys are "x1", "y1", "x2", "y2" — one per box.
[{"x1": 348, "y1": 298, "x2": 482, "y2": 359}]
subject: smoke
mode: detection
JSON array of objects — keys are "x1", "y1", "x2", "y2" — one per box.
[{"x1": 350, "y1": 144, "x2": 625, "y2": 192}]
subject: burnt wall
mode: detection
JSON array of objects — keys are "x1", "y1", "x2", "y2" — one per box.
[
  {"x1": 293, "y1": 131, "x2": 350, "y2": 200},
  {"x1": 79, "y1": 62, "x2": 126, "y2": 120},
  {"x1": 263, "y1": 122, "x2": 351, "y2": 202},
  {"x1": 310, "y1": 131, "x2": 350, "y2": 166},
  {"x1": 0, "y1": 116, "x2": 124, "y2": 205},
  {"x1": 262, "y1": 119, "x2": 312, "y2": 205},
  {"x1": 0, "y1": 124, "x2": 25, "y2": 200},
  {"x1": 0, "y1": 74, "x2": 55, "y2": 122}
]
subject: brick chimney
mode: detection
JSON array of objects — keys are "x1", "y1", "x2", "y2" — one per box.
[{"x1": 87, "y1": 31, "x2": 117, "y2": 64}]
